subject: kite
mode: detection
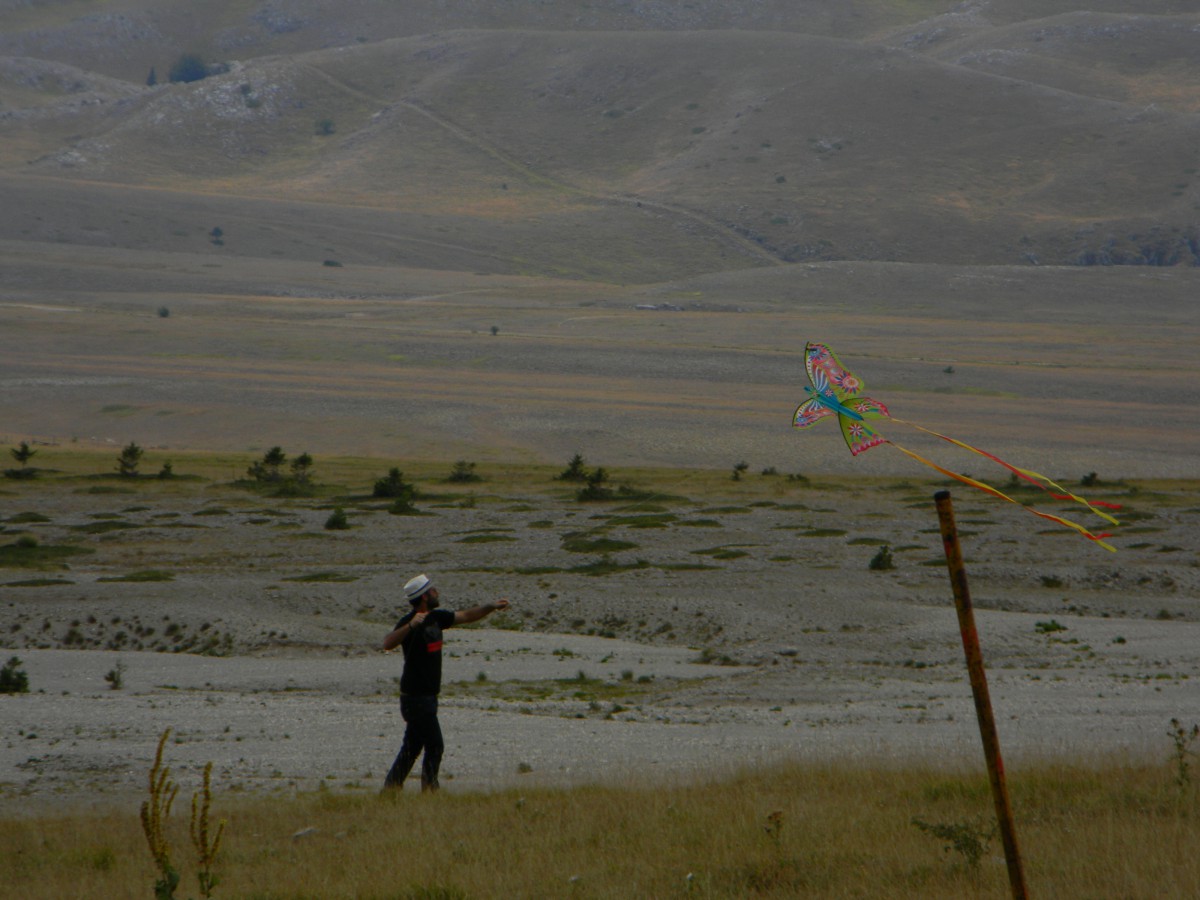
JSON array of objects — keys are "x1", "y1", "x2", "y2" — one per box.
[{"x1": 792, "y1": 341, "x2": 1120, "y2": 551}]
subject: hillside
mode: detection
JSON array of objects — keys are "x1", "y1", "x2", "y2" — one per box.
[{"x1": 1, "y1": 2, "x2": 1199, "y2": 278}]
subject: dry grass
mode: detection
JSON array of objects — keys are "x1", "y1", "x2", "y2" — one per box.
[{"x1": 1, "y1": 757, "x2": 1196, "y2": 898}]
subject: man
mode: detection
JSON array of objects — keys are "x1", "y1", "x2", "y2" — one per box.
[{"x1": 381, "y1": 573, "x2": 509, "y2": 791}]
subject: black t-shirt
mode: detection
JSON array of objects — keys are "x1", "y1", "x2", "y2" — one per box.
[{"x1": 395, "y1": 608, "x2": 456, "y2": 696}]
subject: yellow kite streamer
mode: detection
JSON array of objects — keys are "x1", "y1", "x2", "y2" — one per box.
[{"x1": 791, "y1": 342, "x2": 1119, "y2": 551}]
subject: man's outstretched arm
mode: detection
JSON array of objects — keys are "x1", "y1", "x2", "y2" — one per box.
[{"x1": 454, "y1": 599, "x2": 509, "y2": 626}]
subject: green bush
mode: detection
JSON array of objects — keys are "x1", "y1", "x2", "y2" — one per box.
[
  {"x1": 868, "y1": 545, "x2": 894, "y2": 571},
  {"x1": 0, "y1": 656, "x2": 29, "y2": 693},
  {"x1": 447, "y1": 460, "x2": 481, "y2": 483},
  {"x1": 324, "y1": 507, "x2": 349, "y2": 530},
  {"x1": 373, "y1": 467, "x2": 414, "y2": 500},
  {"x1": 117, "y1": 441, "x2": 143, "y2": 477},
  {"x1": 168, "y1": 53, "x2": 208, "y2": 84}
]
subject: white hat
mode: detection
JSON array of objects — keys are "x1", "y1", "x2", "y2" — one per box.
[{"x1": 404, "y1": 573, "x2": 432, "y2": 601}]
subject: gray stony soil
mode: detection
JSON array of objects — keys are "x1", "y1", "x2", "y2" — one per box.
[{"x1": 2, "y1": 476, "x2": 1198, "y2": 816}]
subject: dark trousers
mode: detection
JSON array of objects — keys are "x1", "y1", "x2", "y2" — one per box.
[{"x1": 384, "y1": 694, "x2": 443, "y2": 791}]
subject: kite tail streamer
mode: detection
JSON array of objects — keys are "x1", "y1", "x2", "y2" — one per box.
[
  {"x1": 889, "y1": 417, "x2": 1121, "y2": 526},
  {"x1": 885, "y1": 441, "x2": 1116, "y2": 552}
]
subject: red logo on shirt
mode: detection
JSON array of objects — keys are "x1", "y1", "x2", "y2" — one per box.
[{"x1": 426, "y1": 640, "x2": 443, "y2": 653}]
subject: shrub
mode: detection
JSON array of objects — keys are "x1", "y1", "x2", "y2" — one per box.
[
  {"x1": 316, "y1": 118, "x2": 335, "y2": 136},
  {"x1": 117, "y1": 441, "x2": 143, "y2": 477},
  {"x1": 105, "y1": 659, "x2": 126, "y2": 690},
  {"x1": 324, "y1": 507, "x2": 349, "y2": 530},
  {"x1": 576, "y1": 467, "x2": 614, "y2": 502},
  {"x1": 0, "y1": 656, "x2": 29, "y2": 693},
  {"x1": 290, "y1": 452, "x2": 314, "y2": 485},
  {"x1": 168, "y1": 53, "x2": 208, "y2": 84},
  {"x1": 373, "y1": 467, "x2": 414, "y2": 499},
  {"x1": 557, "y1": 453, "x2": 588, "y2": 482},
  {"x1": 247, "y1": 447, "x2": 287, "y2": 483},
  {"x1": 911, "y1": 817, "x2": 994, "y2": 870},
  {"x1": 868, "y1": 545, "x2": 894, "y2": 571},
  {"x1": 447, "y1": 460, "x2": 481, "y2": 483},
  {"x1": 10, "y1": 441, "x2": 36, "y2": 467}
]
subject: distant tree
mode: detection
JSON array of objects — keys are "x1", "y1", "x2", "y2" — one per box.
[
  {"x1": 373, "y1": 467, "x2": 414, "y2": 500},
  {"x1": 446, "y1": 460, "x2": 481, "y2": 483},
  {"x1": 168, "y1": 53, "x2": 208, "y2": 84},
  {"x1": 316, "y1": 118, "x2": 336, "y2": 136},
  {"x1": 0, "y1": 656, "x2": 29, "y2": 694},
  {"x1": 324, "y1": 507, "x2": 349, "y2": 530},
  {"x1": 146, "y1": 66, "x2": 158, "y2": 87},
  {"x1": 731, "y1": 460, "x2": 749, "y2": 481},
  {"x1": 157, "y1": 306, "x2": 170, "y2": 318},
  {"x1": 290, "y1": 452, "x2": 314, "y2": 485},
  {"x1": 209, "y1": 226, "x2": 224, "y2": 247},
  {"x1": 117, "y1": 441, "x2": 143, "y2": 477},
  {"x1": 575, "y1": 466, "x2": 613, "y2": 502},
  {"x1": 490, "y1": 325, "x2": 499, "y2": 336},
  {"x1": 557, "y1": 453, "x2": 588, "y2": 482},
  {"x1": 10, "y1": 441, "x2": 37, "y2": 468},
  {"x1": 157, "y1": 461, "x2": 174, "y2": 479},
  {"x1": 247, "y1": 446, "x2": 287, "y2": 483}
]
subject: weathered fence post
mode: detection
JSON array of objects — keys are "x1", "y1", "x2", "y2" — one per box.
[{"x1": 935, "y1": 489, "x2": 1029, "y2": 900}]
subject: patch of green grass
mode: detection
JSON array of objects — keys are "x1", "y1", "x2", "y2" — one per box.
[
  {"x1": 699, "y1": 506, "x2": 751, "y2": 514},
  {"x1": 568, "y1": 557, "x2": 650, "y2": 576},
  {"x1": 0, "y1": 540, "x2": 93, "y2": 569},
  {"x1": 6, "y1": 512, "x2": 51, "y2": 524},
  {"x1": 193, "y1": 507, "x2": 231, "y2": 516},
  {"x1": 604, "y1": 514, "x2": 677, "y2": 528},
  {"x1": 561, "y1": 534, "x2": 639, "y2": 553},
  {"x1": 70, "y1": 520, "x2": 138, "y2": 534},
  {"x1": 799, "y1": 528, "x2": 848, "y2": 538},
  {"x1": 847, "y1": 537, "x2": 889, "y2": 545},
  {"x1": 3, "y1": 578, "x2": 74, "y2": 587},
  {"x1": 691, "y1": 546, "x2": 751, "y2": 560},
  {"x1": 282, "y1": 571, "x2": 359, "y2": 583},
  {"x1": 457, "y1": 534, "x2": 517, "y2": 544},
  {"x1": 677, "y1": 518, "x2": 723, "y2": 527},
  {"x1": 96, "y1": 570, "x2": 174, "y2": 583}
]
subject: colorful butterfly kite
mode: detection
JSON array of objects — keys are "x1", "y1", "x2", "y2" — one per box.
[{"x1": 792, "y1": 342, "x2": 1120, "y2": 551}]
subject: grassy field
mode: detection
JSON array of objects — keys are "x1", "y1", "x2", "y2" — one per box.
[{"x1": 1, "y1": 752, "x2": 1197, "y2": 899}]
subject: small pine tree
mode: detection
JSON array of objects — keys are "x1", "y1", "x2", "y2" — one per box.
[
  {"x1": 0, "y1": 656, "x2": 30, "y2": 693},
  {"x1": 576, "y1": 467, "x2": 614, "y2": 501},
  {"x1": 373, "y1": 467, "x2": 413, "y2": 499},
  {"x1": 9, "y1": 441, "x2": 37, "y2": 471},
  {"x1": 558, "y1": 453, "x2": 588, "y2": 482},
  {"x1": 146, "y1": 66, "x2": 158, "y2": 87},
  {"x1": 290, "y1": 452, "x2": 314, "y2": 485},
  {"x1": 324, "y1": 507, "x2": 349, "y2": 530},
  {"x1": 117, "y1": 441, "x2": 144, "y2": 477},
  {"x1": 447, "y1": 460, "x2": 481, "y2": 483},
  {"x1": 869, "y1": 545, "x2": 895, "y2": 571},
  {"x1": 248, "y1": 447, "x2": 287, "y2": 483}
]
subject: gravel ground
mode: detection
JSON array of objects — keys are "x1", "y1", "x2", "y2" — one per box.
[{"x1": 3, "y1": 478, "x2": 1198, "y2": 816}]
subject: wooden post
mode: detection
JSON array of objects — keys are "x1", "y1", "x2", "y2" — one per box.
[{"x1": 934, "y1": 490, "x2": 1029, "y2": 900}]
